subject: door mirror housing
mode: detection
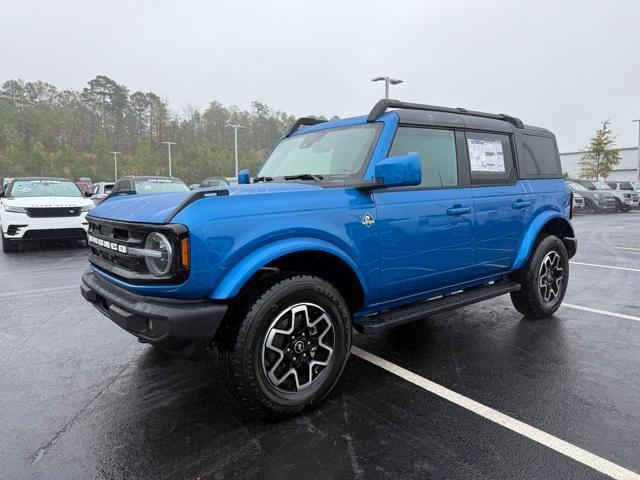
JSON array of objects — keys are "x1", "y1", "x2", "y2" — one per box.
[{"x1": 374, "y1": 154, "x2": 422, "y2": 189}]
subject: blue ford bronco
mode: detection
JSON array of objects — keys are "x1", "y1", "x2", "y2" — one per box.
[{"x1": 81, "y1": 99, "x2": 576, "y2": 417}]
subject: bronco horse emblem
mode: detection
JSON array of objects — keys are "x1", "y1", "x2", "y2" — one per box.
[{"x1": 362, "y1": 213, "x2": 375, "y2": 228}]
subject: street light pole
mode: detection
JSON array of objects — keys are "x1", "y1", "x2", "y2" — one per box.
[
  {"x1": 161, "y1": 141, "x2": 177, "y2": 177},
  {"x1": 633, "y1": 119, "x2": 640, "y2": 181},
  {"x1": 371, "y1": 76, "x2": 404, "y2": 99},
  {"x1": 110, "y1": 151, "x2": 119, "y2": 181},
  {"x1": 225, "y1": 124, "x2": 246, "y2": 177}
]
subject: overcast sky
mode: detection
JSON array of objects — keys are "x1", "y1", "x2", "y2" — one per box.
[{"x1": 1, "y1": 0, "x2": 639, "y2": 151}]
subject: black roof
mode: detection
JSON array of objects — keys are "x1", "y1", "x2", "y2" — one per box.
[
  {"x1": 369, "y1": 99, "x2": 552, "y2": 136},
  {"x1": 288, "y1": 99, "x2": 552, "y2": 137}
]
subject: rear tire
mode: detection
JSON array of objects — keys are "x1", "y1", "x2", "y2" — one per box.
[
  {"x1": 1, "y1": 231, "x2": 18, "y2": 253},
  {"x1": 510, "y1": 235, "x2": 569, "y2": 319},
  {"x1": 219, "y1": 273, "x2": 352, "y2": 418}
]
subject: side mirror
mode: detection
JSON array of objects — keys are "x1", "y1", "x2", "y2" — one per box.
[
  {"x1": 0, "y1": 189, "x2": 4, "y2": 198},
  {"x1": 374, "y1": 154, "x2": 422, "y2": 188},
  {"x1": 238, "y1": 169, "x2": 251, "y2": 184},
  {"x1": 84, "y1": 190, "x2": 92, "y2": 198}
]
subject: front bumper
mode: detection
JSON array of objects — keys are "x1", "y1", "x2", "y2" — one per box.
[
  {"x1": 1, "y1": 211, "x2": 89, "y2": 240},
  {"x1": 81, "y1": 270, "x2": 227, "y2": 358},
  {"x1": 595, "y1": 199, "x2": 616, "y2": 210}
]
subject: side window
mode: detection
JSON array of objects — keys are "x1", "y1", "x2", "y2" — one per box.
[
  {"x1": 521, "y1": 134, "x2": 561, "y2": 177},
  {"x1": 466, "y1": 132, "x2": 515, "y2": 185},
  {"x1": 389, "y1": 127, "x2": 458, "y2": 188}
]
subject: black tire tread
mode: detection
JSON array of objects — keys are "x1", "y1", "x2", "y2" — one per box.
[
  {"x1": 219, "y1": 273, "x2": 351, "y2": 418},
  {"x1": 510, "y1": 235, "x2": 568, "y2": 319}
]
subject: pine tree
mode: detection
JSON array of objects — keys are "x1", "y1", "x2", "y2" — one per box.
[{"x1": 579, "y1": 120, "x2": 620, "y2": 180}]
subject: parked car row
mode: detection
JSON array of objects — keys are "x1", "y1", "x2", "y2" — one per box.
[
  {"x1": 566, "y1": 179, "x2": 640, "y2": 213},
  {"x1": 0, "y1": 175, "x2": 195, "y2": 252}
]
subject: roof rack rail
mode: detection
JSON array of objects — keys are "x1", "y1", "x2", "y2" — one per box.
[
  {"x1": 367, "y1": 99, "x2": 524, "y2": 129},
  {"x1": 285, "y1": 117, "x2": 327, "y2": 137}
]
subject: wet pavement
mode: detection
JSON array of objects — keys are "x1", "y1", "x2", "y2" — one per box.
[{"x1": 1, "y1": 212, "x2": 639, "y2": 479}]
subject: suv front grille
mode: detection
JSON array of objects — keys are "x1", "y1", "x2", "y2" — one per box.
[{"x1": 26, "y1": 207, "x2": 81, "y2": 218}]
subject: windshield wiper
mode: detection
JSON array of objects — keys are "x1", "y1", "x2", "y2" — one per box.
[
  {"x1": 253, "y1": 176, "x2": 274, "y2": 183},
  {"x1": 283, "y1": 174, "x2": 324, "y2": 182}
]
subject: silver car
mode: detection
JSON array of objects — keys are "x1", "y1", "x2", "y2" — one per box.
[{"x1": 572, "y1": 179, "x2": 637, "y2": 212}]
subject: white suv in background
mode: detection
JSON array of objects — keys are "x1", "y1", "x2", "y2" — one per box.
[
  {"x1": 90, "y1": 181, "x2": 115, "y2": 205},
  {"x1": 0, "y1": 177, "x2": 94, "y2": 252}
]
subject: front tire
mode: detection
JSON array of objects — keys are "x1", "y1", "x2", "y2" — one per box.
[
  {"x1": 220, "y1": 274, "x2": 352, "y2": 418},
  {"x1": 510, "y1": 235, "x2": 569, "y2": 319},
  {"x1": 1, "y1": 231, "x2": 18, "y2": 253}
]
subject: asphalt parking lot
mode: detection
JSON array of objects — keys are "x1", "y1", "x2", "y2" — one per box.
[{"x1": 1, "y1": 212, "x2": 639, "y2": 480}]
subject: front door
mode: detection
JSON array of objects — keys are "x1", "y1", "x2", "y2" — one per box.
[{"x1": 374, "y1": 126, "x2": 476, "y2": 306}]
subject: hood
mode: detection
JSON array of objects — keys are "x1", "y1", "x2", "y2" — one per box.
[
  {"x1": 3, "y1": 196, "x2": 93, "y2": 208},
  {"x1": 88, "y1": 182, "x2": 325, "y2": 224}
]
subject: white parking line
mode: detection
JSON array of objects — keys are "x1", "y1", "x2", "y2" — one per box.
[
  {"x1": 562, "y1": 303, "x2": 640, "y2": 323},
  {"x1": 615, "y1": 247, "x2": 640, "y2": 252},
  {"x1": 0, "y1": 285, "x2": 77, "y2": 299},
  {"x1": 352, "y1": 346, "x2": 640, "y2": 480},
  {"x1": 571, "y1": 261, "x2": 640, "y2": 273}
]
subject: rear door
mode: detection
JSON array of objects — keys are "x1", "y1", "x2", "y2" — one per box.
[
  {"x1": 374, "y1": 126, "x2": 476, "y2": 304},
  {"x1": 466, "y1": 131, "x2": 531, "y2": 276}
]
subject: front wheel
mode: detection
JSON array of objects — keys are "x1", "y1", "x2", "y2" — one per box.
[
  {"x1": 220, "y1": 274, "x2": 352, "y2": 418},
  {"x1": 510, "y1": 235, "x2": 569, "y2": 319}
]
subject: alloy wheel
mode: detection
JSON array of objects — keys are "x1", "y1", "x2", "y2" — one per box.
[
  {"x1": 261, "y1": 303, "x2": 335, "y2": 393},
  {"x1": 538, "y1": 250, "x2": 564, "y2": 304}
]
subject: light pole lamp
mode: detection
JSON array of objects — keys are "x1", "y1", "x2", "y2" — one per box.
[
  {"x1": 110, "y1": 151, "x2": 119, "y2": 181},
  {"x1": 633, "y1": 119, "x2": 640, "y2": 181},
  {"x1": 161, "y1": 141, "x2": 177, "y2": 177},
  {"x1": 225, "y1": 124, "x2": 246, "y2": 178},
  {"x1": 371, "y1": 76, "x2": 404, "y2": 99}
]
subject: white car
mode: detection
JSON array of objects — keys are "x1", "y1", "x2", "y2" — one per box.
[
  {"x1": 0, "y1": 177, "x2": 94, "y2": 253},
  {"x1": 90, "y1": 181, "x2": 115, "y2": 205}
]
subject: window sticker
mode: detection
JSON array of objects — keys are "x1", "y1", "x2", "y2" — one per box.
[{"x1": 467, "y1": 139, "x2": 505, "y2": 173}]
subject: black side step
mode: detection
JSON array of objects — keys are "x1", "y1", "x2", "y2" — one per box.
[{"x1": 353, "y1": 281, "x2": 521, "y2": 334}]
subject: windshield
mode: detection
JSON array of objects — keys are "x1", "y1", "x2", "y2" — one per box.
[
  {"x1": 258, "y1": 124, "x2": 380, "y2": 179},
  {"x1": 632, "y1": 182, "x2": 640, "y2": 190},
  {"x1": 8, "y1": 179, "x2": 82, "y2": 198},
  {"x1": 567, "y1": 182, "x2": 588, "y2": 192},
  {"x1": 134, "y1": 178, "x2": 189, "y2": 194},
  {"x1": 593, "y1": 181, "x2": 610, "y2": 190}
]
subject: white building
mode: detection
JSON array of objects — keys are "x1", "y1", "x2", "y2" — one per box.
[{"x1": 560, "y1": 147, "x2": 640, "y2": 181}]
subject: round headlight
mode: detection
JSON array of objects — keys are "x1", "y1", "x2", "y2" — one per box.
[{"x1": 144, "y1": 232, "x2": 173, "y2": 276}]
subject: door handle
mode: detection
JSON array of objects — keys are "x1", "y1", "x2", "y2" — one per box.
[
  {"x1": 447, "y1": 205, "x2": 472, "y2": 216},
  {"x1": 512, "y1": 200, "x2": 531, "y2": 209}
]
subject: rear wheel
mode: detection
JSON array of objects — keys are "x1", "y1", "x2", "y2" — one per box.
[
  {"x1": 220, "y1": 274, "x2": 352, "y2": 418},
  {"x1": 1, "y1": 231, "x2": 18, "y2": 253},
  {"x1": 510, "y1": 235, "x2": 568, "y2": 319}
]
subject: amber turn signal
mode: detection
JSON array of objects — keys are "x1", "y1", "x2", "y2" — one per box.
[{"x1": 179, "y1": 238, "x2": 190, "y2": 268}]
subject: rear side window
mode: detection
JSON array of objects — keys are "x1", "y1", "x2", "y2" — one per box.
[
  {"x1": 389, "y1": 127, "x2": 458, "y2": 188},
  {"x1": 521, "y1": 134, "x2": 560, "y2": 177},
  {"x1": 465, "y1": 132, "x2": 515, "y2": 185}
]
